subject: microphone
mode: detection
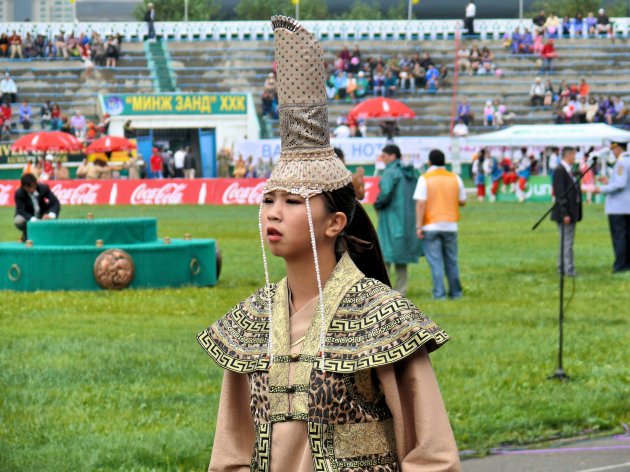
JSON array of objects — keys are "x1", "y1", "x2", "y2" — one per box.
[
  {"x1": 586, "y1": 153, "x2": 598, "y2": 167},
  {"x1": 587, "y1": 147, "x2": 609, "y2": 166}
]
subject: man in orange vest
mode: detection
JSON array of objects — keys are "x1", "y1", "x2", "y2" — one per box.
[{"x1": 414, "y1": 149, "x2": 467, "y2": 300}]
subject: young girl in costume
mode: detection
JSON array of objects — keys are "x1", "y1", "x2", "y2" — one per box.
[
  {"x1": 198, "y1": 16, "x2": 461, "y2": 472},
  {"x1": 472, "y1": 148, "x2": 487, "y2": 202}
]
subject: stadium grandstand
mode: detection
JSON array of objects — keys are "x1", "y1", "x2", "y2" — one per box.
[
  {"x1": 0, "y1": 10, "x2": 629, "y2": 181},
  {"x1": 1, "y1": 17, "x2": 629, "y2": 136}
]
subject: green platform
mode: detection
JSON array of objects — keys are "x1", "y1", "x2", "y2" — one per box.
[
  {"x1": 1, "y1": 218, "x2": 218, "y2": 291},
  {"x1": 28, "y1": 218, "x2": 158, "y2": 247}
]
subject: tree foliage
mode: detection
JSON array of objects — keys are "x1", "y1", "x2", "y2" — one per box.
[
  {"x1": 385, "y1": 0, "x2": 408, "y2": 20},
  {"x1": 234, "y1": 0, "x2": 286, "y2": 21},
  {"x1": 234, "y1": 0, "x2": 328, "y2": 21},
  {"x1": 134, "y1": 0, "x2": 221, "y2": 21},
  {"x1": 297, "y1": 0, "x2": 330, "y2": 20},
  {"x1": 336, "y1": 0, "x2": 382, "y2": 20}
]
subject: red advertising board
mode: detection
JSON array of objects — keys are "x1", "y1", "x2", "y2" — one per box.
[{"x1": 0, "y1": 178, "x2": 381, "y2": 206}]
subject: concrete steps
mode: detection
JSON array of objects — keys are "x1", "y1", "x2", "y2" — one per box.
[{"x1": 4, "y1": 35, "x2": 629, "y2": 138}]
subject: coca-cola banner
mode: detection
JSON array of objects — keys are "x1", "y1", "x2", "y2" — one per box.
[{"x1": 0, "y1": 178, "x2": 382, "y2": 207}]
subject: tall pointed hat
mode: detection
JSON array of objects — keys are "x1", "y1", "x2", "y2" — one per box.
[
  {"x1": 260, "y1": 17, "x2": 352, "y2": 363},
  {"x1": 264, "y1": 16, "x2": 352, "y2": 197}
]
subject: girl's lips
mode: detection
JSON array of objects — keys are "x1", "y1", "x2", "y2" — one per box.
[{"x1": 267, "y1": 227, "x2": 283, "y2": 242}]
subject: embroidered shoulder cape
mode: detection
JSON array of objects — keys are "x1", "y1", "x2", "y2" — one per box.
[{"x1": 197, "y1": 254, "x2": 449, "y2": 374}]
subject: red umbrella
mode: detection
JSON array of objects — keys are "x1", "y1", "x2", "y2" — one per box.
[
  {"x1": 86, "y1": 136, "x2": 136, "y2": 154},
  {"x1": 347, "y1": 97, "x2": 416, "y2": 122},
  {"x1": 11, "y1": 131, "x2": 82, "y2": 152}
]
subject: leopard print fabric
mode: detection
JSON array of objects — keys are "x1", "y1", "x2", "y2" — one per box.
[
  {"x1": 248, "y1": 371, "x2": 270, "y2": 425},
  {"x1": 308, "y1": 369, "x2": 391, "y2": 424},
  {"x1": 339, "y1": 462, "x2": 399, "y2": 472}
]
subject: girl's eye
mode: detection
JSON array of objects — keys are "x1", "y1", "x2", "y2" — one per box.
[
  {"x1": 262, "y1": 198, "x2": 273, "y2": 204},
  {"x1": 287, "y1": 199, "x2": 303, "y2": 205}
]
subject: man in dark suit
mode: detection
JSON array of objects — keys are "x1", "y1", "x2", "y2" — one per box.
[
  {"x1": 144, "y1": 3, "x2": 156, "y2": 41},
  {"x1": 551, "y1": 147, "x2": 582, "y2": 277},
  {"x1": 14, "y1": 173, "x2": 61, "y2": 242}
]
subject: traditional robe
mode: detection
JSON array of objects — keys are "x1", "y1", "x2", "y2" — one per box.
[{"x1": 198, "y1": 254, "x2": 460, "y2": 472}]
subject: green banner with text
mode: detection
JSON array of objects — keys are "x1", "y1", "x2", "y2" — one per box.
[
  {"x1": 486, "y1": 175, "x2": 603, "y2": 203},
  {"x1": 100, "y1": 93, "x2": 248, "y2": 116},
  {"x1": 0, "y1": 142, "x2": 84, "y2": 166}
]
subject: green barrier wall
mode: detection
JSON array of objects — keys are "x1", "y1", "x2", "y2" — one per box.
[{"x1": 485, "y1": 176, "x2": 604, "y2": 203}]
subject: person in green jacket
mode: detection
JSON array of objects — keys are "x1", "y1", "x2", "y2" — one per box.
[{"x1": 374, "y1": 144, "x2": 423, "y2": 295}]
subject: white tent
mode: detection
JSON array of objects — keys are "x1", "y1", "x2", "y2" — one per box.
[{"x1": 467, "y1": 124, "x2": 630, "y2": 147}]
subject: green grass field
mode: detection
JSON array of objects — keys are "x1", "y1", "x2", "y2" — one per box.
[{"x1": 1, "y1": 201, "x2": 629, "y2": 471}]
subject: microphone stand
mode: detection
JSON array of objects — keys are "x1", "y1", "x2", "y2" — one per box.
[{"x1": 531, "y1": 156, "x2": 598, "y2": 381}]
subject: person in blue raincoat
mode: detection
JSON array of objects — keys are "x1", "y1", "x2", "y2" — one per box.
[{"x1": 374, "y1": 144, "x2": 424, "y2": 295}]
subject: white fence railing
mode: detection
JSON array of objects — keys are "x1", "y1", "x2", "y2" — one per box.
[{"x1": 4, "y1": 19, "x2": 630, "y2": 42}]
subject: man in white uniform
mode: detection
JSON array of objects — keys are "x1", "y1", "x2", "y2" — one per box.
[
  {"x1": 595, "y1": 140, "x2": 630, "y2": 273},
  {"x1": 465, "y1": 1, "x2": 476, "y2": 35}
]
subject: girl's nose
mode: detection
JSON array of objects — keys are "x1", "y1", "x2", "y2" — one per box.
[{"x1": 266, "y1": 202, "x2": 281, "y2": 221}]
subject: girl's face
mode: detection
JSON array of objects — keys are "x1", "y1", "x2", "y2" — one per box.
[{"x1": 261, "y1": 191, "x2": 340, "y2": 260}]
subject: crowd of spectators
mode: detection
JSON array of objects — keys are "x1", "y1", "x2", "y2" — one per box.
[
  {"x1": 147, "y1": 145, "x2": 196, "y2": 179},
  {"x1": 0, "y1": 30, "x2": 123, "y2": 68},
  {"x1": 503, "y1": 28, "x2": 536, "y2": 54},
  {"x1": 232, "y1": 155, "x2": 273, "y2": 179},
  {"x1": 532, "y1": 9, "x2": 614, "y2": 39},
  {"x1": 21, "y1": 139, "x2": 200, "y2": 181},
  {"x1": 502, "y1": 9, "x2": 615, "y2": 77},
  {"x1": 23, "y1": 151, "x2": 145, "y2": 181},
  {"x1": 325, "y1": 47, "x2": 447, "y2": 100},
  {"x1": 261, "y1": 45, "x2": 449, "y2": 116},
  {"x1": 0, "y1": 91, "x2": 111, "y2": 142},
  {"x1": 0, "y1": 85, "x2": 110, "y2": 142},
  {"x1": 258, "y1": 18, "x2": 627, "y2": 132},
  {"x1": 454, "y1": 96, "x2": 515, "y2": 130},
  {"x1": 22, "y1": 154, "x2": 70, "y2": 181},
  {"x1": 38, "y1": 101, "x2": 111, "y2": 139},
  {"x1": 528, "y1": 76, "x2": 628, "y2": 126},
  {"x1": 502, "y1": 28, "x2": 557, "y2": 74},
  {"x1": 457, "y1": 45, "x2": 498, "y2": 76}
]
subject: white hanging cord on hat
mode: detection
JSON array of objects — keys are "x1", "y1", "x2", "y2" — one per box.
[
  {"x1": 258, "y1": 200, "x2": 273, "y2": 362},
  {"x1": 305, "y1": 196, "x2": 326, "y2": 370}
]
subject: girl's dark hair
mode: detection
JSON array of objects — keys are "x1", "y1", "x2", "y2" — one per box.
[{"x1": 322, "y1": 183, "x2": 391, "y2": 287}]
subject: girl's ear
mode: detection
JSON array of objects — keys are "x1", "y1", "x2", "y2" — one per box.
[{"x1": 324, "y1": 211, "x2": 347, "y2": 239}]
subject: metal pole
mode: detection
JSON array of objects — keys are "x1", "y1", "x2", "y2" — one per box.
[
  {"x1": 449, "y1": 22, "x2": 461, "y2": 137},
  {"x1": 185, "y1": 0, "x2": 188, "y2": 21},
  {"x1": 296, "y1": 0, "x2": 300, "y2": 21},
  {"x1": 408, "y1": 0, "x2": 413, "y2": 21},
  {"x1": 551, "y1": 214, "x2": 568, "y2": 381},
  {"x1": 450, "y1": 21, "x2": 461, "y2": 175},
  {"x1": 519, "y1": 0, "x2": 523, "y2": 20}
]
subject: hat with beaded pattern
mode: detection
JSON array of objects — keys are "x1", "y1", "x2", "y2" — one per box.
[
  {"x1": 264, "y1": 15, "x2": 351, "y2": 198},
  {"x1": 259, "y1": 17, "x2": 353, "y2": 366}
]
